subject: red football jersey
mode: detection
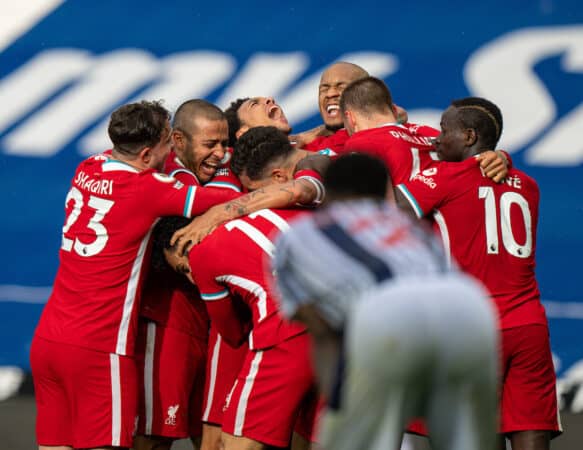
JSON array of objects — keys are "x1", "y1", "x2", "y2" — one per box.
[
  {"x1": 204, "y1": 148, "x2": 243, "y2": 192},
  {"x1": 190, "y1": 208, "x2": 308, "y2": 350},
  {"x1": 140, "y1": 151, "x2": 241, "y2": 335},
  {"x1": 302, "y1": 129, "x2": 349, "y2": 154},
  {"x1": 140, "y1": 269, "x2": 209, "y2": 340},
  {"x1": 36, "y1": 154, "x2": 205, "y2": 356},
  {"x1": 397, "y1": 157, "x2": 547, "y2": 329},
  {"x1": 341, "y1": 124, "x2": 439, "y2": 185},
  {"x1": 402, "y1": 122, "x2": 440, "y2": 139}
]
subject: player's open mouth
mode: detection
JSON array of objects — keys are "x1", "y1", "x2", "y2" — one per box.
[
  {"x1": 268, "y1": 105, "x2": 282, "y2": 120},
  {"x1": 326, "y1": 104, "x2": 340, "y2": 117},
  {"x1": 201, "y1": 161, "x2": 219, "y2": 175}
]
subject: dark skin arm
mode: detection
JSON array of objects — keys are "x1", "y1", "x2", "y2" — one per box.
[{"x1": 394, "y1": 187, "x2": 420, "y2": 220}]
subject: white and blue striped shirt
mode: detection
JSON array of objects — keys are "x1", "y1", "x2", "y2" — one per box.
[{"x1": 273, "y1": 199, "x2": 451, "y2": 331}]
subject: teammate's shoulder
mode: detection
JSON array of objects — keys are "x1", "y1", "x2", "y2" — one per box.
[
  {"x1": 140, "y1": 169, "x2": 187, "y2": 188},
  {"x1": 403, "y1": 122, "x2": 440, "y2": 138}
]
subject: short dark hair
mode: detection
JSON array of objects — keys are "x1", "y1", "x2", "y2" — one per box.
[
  {"x1": 324, "y1": 153, "x2": 389, "y2": 200},
  {"x1": 339, "y1": 76, "x2": 393, "y2": 116},
  {"x1": 150, "y1": 216, "x2": 192, "y2": 272},
  {"x1": 450, "y1": 97, "x2": 503, "y2": 149},
  {"x1": 173, "y1": 99, "x2": 225, "y2": 136},
  {"x1": 224, "y1": 97, "x2": 249, "y2": 147},
  {"x1": 108, "y1": 100, "x2": 170, "y2": 155},
  {"x1": 232, "y1": 126, "x2": 294, "y2": 180}
]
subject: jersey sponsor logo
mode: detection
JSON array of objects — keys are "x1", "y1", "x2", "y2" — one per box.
[
  {"x1": 214, "y1": 167, "x2": 231, "y2": 177},
  {"x1": 413, "y1": 173, "x2": 437, "y2": 189},
  {"x1": 422, "y1": 167, "x2": 437, "y2": 176},
  {"x1": 164, "y1": 404, "x2": 180, "y2": 426}
]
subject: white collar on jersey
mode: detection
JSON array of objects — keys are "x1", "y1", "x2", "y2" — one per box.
[{"x1": 102, "y1": 159, "x2": 140, "y2": 173}]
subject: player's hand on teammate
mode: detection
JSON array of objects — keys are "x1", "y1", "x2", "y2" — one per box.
[
  {"x1": 394, "y1": 104, "x2": 409, "y2": 124},
  {"x1": 290, "y1": 124, "x2": 326, "y2": 148},
  {"x1": 171, "y1": 205, "x2": 224, "y2": 255},
  {"x1": 477, "y1": 150, "x2": 509, "y2": 183}
]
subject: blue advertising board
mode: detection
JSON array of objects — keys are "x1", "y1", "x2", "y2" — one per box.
[{"x1": 0, "y1": 1, "x2": 581, "y2": 394}]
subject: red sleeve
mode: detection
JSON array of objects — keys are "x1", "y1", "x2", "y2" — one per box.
[
  {"x1": 303, "y1": 129, "x2": 349, "y2": 153},
  {"x1": 396, "y1": 164, "x2": 452, "y2": 218},
  {"x1": 189, "y1": 234, "x2": 248, "y2": 347},
  {"x1": 172, "y1": 169, "x2": 200, "y2": 185},
  {"x1": 499, "y1": 150, "x2": 513, "y2": 169},
  {"x1": 139, "y1": 171, "x2": 199, "y2": 218},
  {"x1": 189, "y1": 186, "x2": 242, "y2": 216},
  {"x1": 404, "y1": 123, "x2": 440, "y2": 138}
]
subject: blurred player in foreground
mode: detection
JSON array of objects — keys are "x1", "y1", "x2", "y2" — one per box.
[
  {"x1": 271, "y1": 153, "x2": 499, "y2": 450},
  {"x1": 396, "y1": 97, "x2": 561, "y2": 450}
]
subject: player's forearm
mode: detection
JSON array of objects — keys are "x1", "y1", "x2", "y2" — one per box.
[{"x1": 206, "y1": 178, "x2": 319, "y2": 222}]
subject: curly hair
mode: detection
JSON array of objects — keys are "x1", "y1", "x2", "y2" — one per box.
[
  {"x1": 224, "y1": 97, "x2": 249, "y2": 147},
  {"x1": 150, "y1": 216, "x2": 192, "y2": 272},
  {"x1": 232, "y1": 126, "x2": 293, "y2": 180}
]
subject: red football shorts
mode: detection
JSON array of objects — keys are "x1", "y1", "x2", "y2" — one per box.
[
  {"x1": 500, "y1": 324, "x2": 561, "y2": 436},
  {"x1": 293, "y1": 389, "x2": 324, "y2": 443},
  {"x1": 30, "y1": 335, "x2": 138, "y2": 448},
  {"x1": 222, "y1": 332, "x2": 317, "y2": 447},
  {"x1": 202, "y1": 327, "x2": 248, "y2": 425},
  {"x1": 136, "y1": 320, "x2": 207, "y2": 438}
]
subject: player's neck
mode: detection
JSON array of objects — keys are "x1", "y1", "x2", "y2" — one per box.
[
  {"x1": 355, "y1": 113, "x2": 398, "y2": 132},
  {"x1": 110, "y1": 149, "x2": 146, "y2": 171}
]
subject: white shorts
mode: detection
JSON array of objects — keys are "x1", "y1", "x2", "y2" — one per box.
[{"x1": 319, "y1": 273, "x2": 499, "y2": 450}]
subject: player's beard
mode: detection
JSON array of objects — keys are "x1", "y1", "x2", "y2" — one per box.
[{"x1": 180, "y1": 141, "x2": 198, "y2": 175}]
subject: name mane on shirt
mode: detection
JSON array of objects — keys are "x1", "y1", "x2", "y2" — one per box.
[
  {"x1": 74, "y1": 170, "x2": 113, "y2": 195},
  {"x1": 389, "y1": 130, "x2": 433, "y2": 146}
]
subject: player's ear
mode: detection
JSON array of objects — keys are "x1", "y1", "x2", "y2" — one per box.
[
  {"x1": 139, "y1": 146, "x2": 152, "y2": 166},
  {"x1": 271, "y1": 168, "x2": 288, "y2": 183},
  {"x1": 343, "y1": 109, "x2": 356, "y2": 134},
  {"x1": 172, "y1": 129, "x2": 185, "y2": 150},
  {"x1": 465, "y1": 128, "x2": 478, "y2": 146}
]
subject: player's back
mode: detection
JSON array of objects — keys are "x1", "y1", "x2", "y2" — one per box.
[
  {"x1": 36, "y1": 154, "x2": 195, "y2": 355},
  {"x1": 404, "y1": 158, "x2": 545, "y2": 329},
  {"x1": 342, "y1": 124, "x2": 438, "y2": 185},
  {"x1": 194, "y1": 208, "x2": 308, "y2": 350},
  {"x1": 274, "y1": 199, "x2": 450, "y2": 324}
]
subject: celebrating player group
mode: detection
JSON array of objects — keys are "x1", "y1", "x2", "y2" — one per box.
[{"x1": 30, "y1": 61, "x2": 561, "y2": 450}]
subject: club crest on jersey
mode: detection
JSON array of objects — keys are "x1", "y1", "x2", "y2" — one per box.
[{"x1": 165, "y1": 404, "x2": 179, "y2": 426}]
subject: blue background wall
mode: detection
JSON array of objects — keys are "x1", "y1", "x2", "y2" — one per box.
[{"x1": 0, "y1": 1, "x2": 581, "y2": 383}]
